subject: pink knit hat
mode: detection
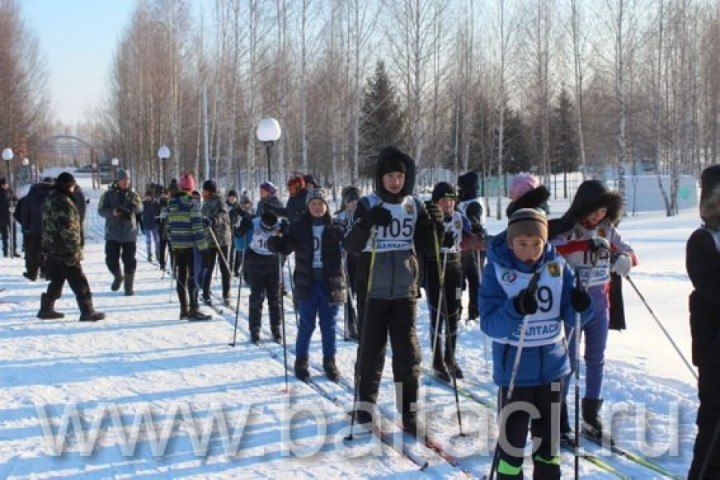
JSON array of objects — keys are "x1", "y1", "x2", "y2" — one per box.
[
  {"x1": 178, "y1": 173, "x2": 196, "y2": 192},
  {"x1": 509, "y1": 172, "x2": 540, "y2": 201}
]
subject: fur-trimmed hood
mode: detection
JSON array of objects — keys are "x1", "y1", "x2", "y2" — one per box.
[
  {"x1": 549, "y1": 180, "x2": 623, "y2": 238},
  {"x1": 506, "y1": 185, "x2": 551, "y2": 217}
]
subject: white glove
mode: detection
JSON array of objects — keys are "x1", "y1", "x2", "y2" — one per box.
[{"x1": 611, "y1": 254, "x2": 632, "y2": 276}]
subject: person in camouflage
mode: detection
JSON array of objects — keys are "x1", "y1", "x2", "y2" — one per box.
[
  {"x1": 37, "y1": 172, "x2": 105, "y2": 322},
  {"x1": 200, "y1": 179, "x2": 232, "y2": 307}
]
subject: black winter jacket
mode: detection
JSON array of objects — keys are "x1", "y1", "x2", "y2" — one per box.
[
  {"x1": 686, "y1": 227, "x2": 720, "y2": 366},
  {"x1": 271, "y1": 213, "x2": 346, "y2": 304}
]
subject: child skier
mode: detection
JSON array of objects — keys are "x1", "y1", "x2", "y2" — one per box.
[
  {"x1": 426, "y1": 182, "x2": 470, "y2": 381},
  {"x1": 236, "y1": 208, "x2": 284, "y2": 343},
  {"x1": 269, "y1": 188, "x2": 345, "y2": 382},
  {"x1": 166, "y1": 173, "x2": 212, "y2": 321},
  {"x1": 548, "y1": 179, "x2": 637, "y2": 442},
  {"x1": 344, "y1": 146, "x2": 443, "y2": 434},
  {"x1": 481, "y1": 208, "x2": 593, "y2": 480},
  {"x1": 687, "y1": 165, "x2": 720, "y2": 480},
  {"x1": 457, "y1": 172, "x2": 487, "y2": 322}
]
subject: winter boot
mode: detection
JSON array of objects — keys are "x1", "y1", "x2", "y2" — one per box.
[
  {"x1": 347, "y1": 408, "x2": 373, "y2": 425},
  {"x1": 582, "y1": 398, "x2": 612, "y2": 444},
  {"x1": 187, "y1": 292, "x2": 211, "y2": 321},
  {"x1": 294, "y1": 356, "x2": 310, "y2": 382},
  {"x1": 78, "y1": 296, "x2": 105, "y2": 322},
  {"x1": 444, "y1": 331, "x2": 463, "y2": 379},
  {"x1": 223, "y1": 296, "x2": 231, "y2": 308},
  {"x1": 323, "y1": 356, "x2": 340, "y2": 382},
  {"x1": 147, "y1": 252, "x2": 152, "y2": 263},
  {"x1": 110, "y1": 270, "x2": 124, "y2": 291},
  {"x1": 124, "y1": 273, "x2": 135, "y2": 296},
  {"x1": 272, "y1": 327, "x2": 282, "y2": 344},
  {"x1": 23, "y1": 271, "x2": 37, "y2": 281},
  {"x1": 202, "y1": 293, "x2": 212, "y2": 306},
  {"x1": 178, "y1": 288, "x2": 189, "y2": 320},
  {"x1": 560, "y1": 401, "x2": 575, "y2": 447},
  {"x1": 402, "y1": 412, "x2": 419, "y2": 437},
  {"x1": 250, "y1": 329, "x2": 260, "y2": 344},
  {"x1": 432, "y1": 341, "x2": 450, "y2": 382},
  {"x1": 37, "y1": 293, "x2": 64, "y2": 319}
]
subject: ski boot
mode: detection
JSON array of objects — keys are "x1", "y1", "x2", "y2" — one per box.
[{"x1": 294, "y1": 356, "x2": 310, "y2": 382}]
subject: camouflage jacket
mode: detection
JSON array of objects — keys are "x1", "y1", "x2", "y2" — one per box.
[
  {"x1": 201, "y1": 194, "x2": 232, "y2": 247},
  {"x1": 41, "y1": 188, "x2": 83, "y2": 266}
]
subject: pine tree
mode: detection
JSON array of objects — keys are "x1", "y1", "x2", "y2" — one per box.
[
  {"x1": 359, "y1": 60, "x2": 404, "y2": 176},
  {"x1": 503, "y1": 109, "x2": 533, "y2": 173},
  {"x1": 550, "y1": 87, "x2": 580, "y2": 197},
  {"x1": 550, "y1": 87, "x2": 579, "y2": 173}
]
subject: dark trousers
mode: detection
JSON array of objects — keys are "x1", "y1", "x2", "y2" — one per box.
[
  {"x1": 496, "y1": 382, "x2": 562, "y2": 480},
  {"x1": 425, "y1": 255, "x2": 462, "y2": 366},
  {"x1": 44, "y1": 257, "x2": 93, "y2": 312},
  {"x1": 202, "y1": 245, "x2": 231, "y2": 299},
  {"x1": 689, "y1": 366, "x2": 720, "y2": 479},
  {"x1": 245, "y1": 257, "x2": 281, "y2": 334},
  {"x1": 105, "y1": 240, "x2": 137, "y2": 275},
  {"x1": 174, "y1": 248, "x2": 199, "y2": 313},
  {"x1": 461, "y1": 250, "x2": 483, "y2": 320},
  {"x1": 158, "y1": 233, "x2": 169, "y2": 269},
  {"x1": 24, "y1": 234, "x2": 43, "y2": 278},
  {"x1": 357, "y1": 297, "x2": 421, "y2": 421},
  {"x1": 1, "y1": 222, "x2": 17, "y2": 256}
]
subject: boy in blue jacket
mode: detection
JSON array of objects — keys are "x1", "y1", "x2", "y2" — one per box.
[{"x1": 480, "y1": 208, "x2": 593, "y2": 480}]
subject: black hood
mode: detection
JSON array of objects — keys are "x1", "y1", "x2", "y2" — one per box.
[
  {"x1": 457, "y1": 171, "x2": 480, "y2": 201},
  {"x1": 506, "y1": 185, "x2": 550, "y2": 217},
  {"x1": 374, "y1": 146, "x2": 415, "y2": 203},
  {"x1": 549, "y1": 180, "x2": 623, "y2": 238},
  {"x1": 700, "y1": 165, "x2": 720, "y2": 229}
]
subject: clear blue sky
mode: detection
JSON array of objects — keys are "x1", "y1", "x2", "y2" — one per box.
[{"x1": 22, "y1": 0, "x2": 135, "y2": 126}]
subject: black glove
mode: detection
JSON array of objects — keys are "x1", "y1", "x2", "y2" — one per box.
[
  {"x1": 424, "y1": 202, "x2": 444, "y2": 227},
  {"x1": 279, "y1": 218, "x2": 290, "y2": 234},
  {"x1": 364, "y1": 205, "x2": 392, "y2": 227},
  {"x1": 261, "y1": 211, "x2": 278, "y2": 228},
  {"x1": 203, "y1": 217, "x2": 214, "y2": 227},
  {"x1": 513, "y1": 286, "x2": 538, "y2": 316},
  {"x1": 267, "y1": 236, "x2": 281, "y2": 252},
  {"x1": 329, "y1": 225, "x2": 345, "y2": 243},
  {"x1": 588, "y1": 237, "x2": 610, "y2": 253},
  {"x1": 571, "y1": 287, "x2": 592, "y2": 312},
  {"x1": 441, "y1": 230, "x2": 455, "y2": 248}
]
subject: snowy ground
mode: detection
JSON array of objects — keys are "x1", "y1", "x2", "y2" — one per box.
[{"x1": 0, "y1": 172, "x2": 699, "y2": 478}]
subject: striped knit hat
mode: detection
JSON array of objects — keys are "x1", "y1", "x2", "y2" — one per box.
[
  {"x1": 306, "y1": 188, "x2": 328, "y2": 206},
  {"x1": 507, "y1": 208, "x2": 548, "y2": 244}
]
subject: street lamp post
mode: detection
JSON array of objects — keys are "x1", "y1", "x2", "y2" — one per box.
[
  {"x1": 157, "y1": 145, "x2": 170, "y2": 186},
  {"x1": 22, "y1": 158, "x2": 29, "y2": 184},
  {"x1": 256, "y1": 118, "x2": 282, "y2": 183},
  {"x1": 2, "y1": 148, "x2": 15, "y2": 257},
  {"x1": 111, "y1": 157, "x2": 119, "y2": 179}
]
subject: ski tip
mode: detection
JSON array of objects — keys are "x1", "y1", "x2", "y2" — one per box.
[{"x1": 419, "y1": 461, "x2": 430, "y2": 471}]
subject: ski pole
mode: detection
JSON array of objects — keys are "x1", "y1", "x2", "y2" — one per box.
[
  {"x1": 286, "y1": 256, "x2": 300, "y2": 328},
  {"x1": 624, "y1": 275, "x2": 698, "y2": 381},
  {"x1": 346, "y1": 227, "x2": 378, "y2": 442},
  {"x1": 430, "y1": 231, "x2": 448, "y2": 379},
  {"x1": 488, "y1": 269, "x2": 541, "y2": 480},
  {"x1": 278, "y1": 253, "x2": 289, "y2": 393},
  {"x1": 573, "y1": 270, "x2": 584, "y2": 480},
  {"x1": 341, "y1": 250, "x2": 349, "y2": 341},
  {"x1": 476, "y1": 250, "x2": 489, "y2": 374},
  {"x1": 229, "y1": 247, "x2": 247, "y2": 347}
]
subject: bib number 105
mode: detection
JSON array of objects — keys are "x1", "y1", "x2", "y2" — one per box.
[{"x1": 380, "y1": 217, "x2": 413, "y2": 238}]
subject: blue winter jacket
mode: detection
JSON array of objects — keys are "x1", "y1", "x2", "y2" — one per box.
[{"x1": 480, "y1": 231, "x2": 594, "y2": 387}]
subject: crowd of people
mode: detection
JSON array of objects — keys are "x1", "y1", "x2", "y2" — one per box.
[{"x1": 1, "y1": 146, "x2": 718, "y2": 479}]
